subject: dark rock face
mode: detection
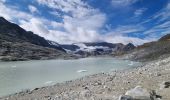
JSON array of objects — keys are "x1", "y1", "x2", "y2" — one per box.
[
  {"x1": 0, "y1": 17, "x2": 69, "y2": 61},
  {"x1": 60, "y1": 44, "x2": 80, "y2": 51},
  {"x1": 47, "y1": 40, "x2": 66, "y2": 52},
  {"x1": 75, "y1": 50, "x2": 101, "y2": 57},
  {"x1": 123, "y1": 43, "x2": 136, "y2": 51},
  {"x1": 112, "y1": 43, "x2": 136, "y2": 56},
  {"x1": 0, "y1": 41, "x2": 67, "y2": 61},
  {"x1": 84, "y1": 42, "x2": 123, "y2": 48},
  {"x1": 0, "y1": 17, "x2": 49, "y2": 47}
]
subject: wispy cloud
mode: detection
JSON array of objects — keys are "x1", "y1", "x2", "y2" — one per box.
[
  {"x1": 0, "y1": 0, "x2": 169, "y2": 45},
  {"x1": 157, "y1": 21, "x2": 170, "y2": 29},
  {"x1": 153, "y1": 2, "x2": 170, "y2": 22},
  {"x1": 28, "y1": 5, "x2": 39, "y2": 14},
  {"x1": 144, "y1": 21, "x2": 170, "y2": 36},
  {"x1": 99, "y1": 32, "x2": 153, "y2": 45},
  {"x1": 141, "y1": 2, "x2": 170, "y2": 38},
  {"x1": 112, "y1": 0, "x2": 138, "y2": 7},
  {"x1": 134, "y1": 8, "x2": 147, "y2": 18},
  {"x1": 112, "y1": 24, "x2": 145, "y2": 35}
]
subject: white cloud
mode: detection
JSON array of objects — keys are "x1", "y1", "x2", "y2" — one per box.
[
  {"x1": 63, "y1": 13, "x2": 106, "y2": 31},
  {"x1": 36, "y1": 0, "x2": 107, "y2": 44},
  {"x1": 0, "y1": 0, "x2": 6, "y2": 3},
  {"x1": 20, "y1": 18, "x2": 49, "y2": 36},
  {"x1": 112, "y1": 0, "x2": 138, "y2": 7},
  {"x1": 36, "y1": 0, "x2": 106, "y2": 29},
  {"x1": 0, "y1": 1, "x2": 32, "y2": 21},
  {"x1": 134, "y1": 8, "x2": 147, "y2": 17},
  {"x1": 37, "y1": 0, "x2": 87, "y2": 16},
  {"x1": 28, "y1": 5, "x2": 39, "y2": 14},
  {"x1": 0, "y1": 1, "x2": 49, "y2": 37},
  {"x1": 49, "y1": 11, "x2": 62, "y2": 18},
  {"x1": 0, "y1": 0, "x2": 157, "y2": 45}
]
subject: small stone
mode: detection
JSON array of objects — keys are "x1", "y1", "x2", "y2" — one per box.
[
  {"x1": 84, "y1": 86, "x2": 89, "y2": 90},
  {"x1": 44, "y1": 95, "x2": 50, "y2": 98},
  {"x1": 93, "y1": 81, "x2": 102, "y2": 86},
  {"x1": 155, "y1": 73, "x2": 161, "y2": 76},
  {"x1": 34, "y1": 88, "x2": 39, "y2": 91}
]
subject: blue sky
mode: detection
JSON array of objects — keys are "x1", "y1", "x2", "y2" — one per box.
[{"x1": 0, "y1": 0, "x2": 170, "y2": 45}]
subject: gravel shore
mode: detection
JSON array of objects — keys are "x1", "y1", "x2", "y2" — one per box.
[{"x1": 1, "y1": 57, "x2": 170, "y2": 100}]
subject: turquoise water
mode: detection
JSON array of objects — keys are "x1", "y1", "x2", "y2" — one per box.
[{"x1": 0, "y1": 57, "x2": 141, "y2": 97}]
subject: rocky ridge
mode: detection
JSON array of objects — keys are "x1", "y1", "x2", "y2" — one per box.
[{"x1": 122, "y1": 34, "x2": 170, "y2": 62}]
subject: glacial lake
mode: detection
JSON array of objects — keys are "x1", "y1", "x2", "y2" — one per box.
[{"x1": 0, "y1": 57, "x2": 141, "y2": 97}]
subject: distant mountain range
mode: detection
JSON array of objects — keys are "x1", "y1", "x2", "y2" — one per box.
[
  {"x1": 2, "y1": 16, "x2": 170, "y2": 62},
  {"x1": 60, "y1": 42, "x2": 135, "y2": 57}
]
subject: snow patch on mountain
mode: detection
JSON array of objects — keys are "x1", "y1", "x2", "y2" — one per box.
[{"x1": 73, "y1": 43, "x2": 111, "y2": 52}]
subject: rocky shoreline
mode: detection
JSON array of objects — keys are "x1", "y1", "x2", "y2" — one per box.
[{"x1": 0, "y1": 56, "x2": 170, "y2": 100}]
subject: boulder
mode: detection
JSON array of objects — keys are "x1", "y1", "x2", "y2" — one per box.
[{"x1": 124, "y1": 86, "x2": 152, "y2": 100}]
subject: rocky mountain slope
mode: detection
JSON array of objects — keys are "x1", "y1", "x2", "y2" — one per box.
[
  {"x1": 0, "y1": 17, "x2": 71, "y2": 61},
  {"x1": 60, "y1": 44, "x2": 80, "y2": 51},
  {"x1": 123, "y1": 33, "x2": 170, "y2": 62}
]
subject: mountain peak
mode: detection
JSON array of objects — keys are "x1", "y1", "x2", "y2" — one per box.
[
  {"x1": 126, "y1": 43, "x2": 135, "y2": 47},
  {"x1": 123, "y1": 43, "x2": 135, "y2": 51},
  {"x1": 0, "y1": 17, "x2": 9, "y2": 24}
]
